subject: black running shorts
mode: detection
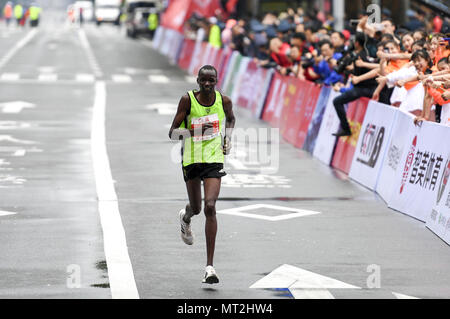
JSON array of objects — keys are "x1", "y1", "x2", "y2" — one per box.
[{"x1": 182, "y1": 163, "x2": 227, "y2": 182}]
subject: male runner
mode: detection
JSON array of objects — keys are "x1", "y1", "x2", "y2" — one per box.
[{"x1": 168, "y1": 65, "x2": 235, "y2": 284}]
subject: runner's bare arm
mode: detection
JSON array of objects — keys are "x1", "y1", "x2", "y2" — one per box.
[
  {"x1": 222, "y1": 95, "x2": 235, "y2": 138},
  {"x1": 222, "y1": 95, "x2": 235, "y2": 155},
  {"x1": 168, "y1": 94, "x2": 191, "y2": 141},
  {"x1": 168, "y1": 95, "x2": 213, "y2": 140}
]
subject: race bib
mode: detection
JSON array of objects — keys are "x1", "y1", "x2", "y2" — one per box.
[{"x1": 191, "y1": 114, "x2": 220, "y2": 142}]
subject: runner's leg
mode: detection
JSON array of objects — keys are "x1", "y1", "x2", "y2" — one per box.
[
  {"x1": 203, "y1": 177, "x2": 221, "y2": 266},
  {"x1": 184, "y1": 178, "x2": 202, "y2": 223}
]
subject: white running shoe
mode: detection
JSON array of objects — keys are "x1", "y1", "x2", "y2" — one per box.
[
  {"x1": 202, "y1": 265, "x2": 219, "y2": 284},
  {"x1": 179, "y1": 209, "x2": 194, "y2": 245}
]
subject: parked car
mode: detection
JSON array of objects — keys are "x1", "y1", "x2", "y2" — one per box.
[{"x1": 125, "y1": 0, "x2": 163, "y2": 38}]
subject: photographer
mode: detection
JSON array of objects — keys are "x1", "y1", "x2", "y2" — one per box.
[{"x1": 332, "y1": 32, "x2": 379, "y2": 137}]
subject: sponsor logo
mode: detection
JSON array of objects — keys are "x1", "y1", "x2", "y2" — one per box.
[
  {"x1": 400, "y1": 136, "x2": 417, "y2": 194},
  {"x1": 356, "y1": 123, "x2": 385, "y2": 168},
  {"x1": 387, "y1": 143, "x2": 401, "y2": 170},
  {"x1": 436, "y1": 158, "x2": 450, "y2": 205}
]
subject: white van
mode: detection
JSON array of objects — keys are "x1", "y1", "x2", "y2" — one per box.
[{"x1": 95, "y1": 0, "x2": 122, "y2": 25}]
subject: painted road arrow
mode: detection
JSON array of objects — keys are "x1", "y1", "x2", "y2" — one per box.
[
  {"x1": 0, "y1": 101, "x2": 35, "y2": 114},
  {"x1": 250, "y1": 264, "x2": 360, "y2": 299}
]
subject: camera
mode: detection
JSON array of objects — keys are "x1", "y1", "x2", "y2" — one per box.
[{"x1": 334, "y1": 43, "x2": 358, "y2": 75}]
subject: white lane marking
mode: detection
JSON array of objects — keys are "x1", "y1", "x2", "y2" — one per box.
[
  {"x1": 112, "y1": 74, "x2": 132, "y2": 83},
  {"x1": 217, "y1": 204, "x2": 321, "y2": 221},
  {"x1": 0, "y1": 210, "x2": 16, "y2": 217},
  {"x1": 1, "y1": 73, "x2": 20, "y2": 81},
  {"x1": 0, "y1": 135, "x2": 36, "y2": 144},
  {"x1": 392, "y1": 292, "x2": 419, "y2": 299},
  {"x1": 38, "y1": 66, "x2": 55, "y2": 73},
  {"x1": 38, "y1": 74, "x2": 58, "y2": 82},
  {"x1": 289, "y1": 289, "x2": 335, "y2": 299},
  {"x1": 148, "y1": 75, "x2": 169, "y2": 83},
  {"x1": 13, "y1": 149, "x2": 26, "y2": 156},
  {"x1": 91, "y1": 81, "x2": 139, "y2": 299},
  {"x1": 76, "y1": 73, "x2": 95, "y2": 83},
  {"x1": 78, "y1": 29, "x2": 103, "y2": 78},
  {"x1": 250, "y1": 264, "x2": 360, "y2": 299},
  {"x1": 0, "y1": 29, "x2": 38, "y2": 70},
  {"x1": 0, "y1": 101, "x2": 35, "y2": 114}
]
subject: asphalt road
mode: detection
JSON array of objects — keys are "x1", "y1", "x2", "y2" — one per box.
[{"x1": 0, "y1": 12, "x2": 449, "y2": 299}]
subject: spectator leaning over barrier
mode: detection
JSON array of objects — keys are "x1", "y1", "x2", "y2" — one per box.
[
  {"x1": 417, "y1": 57, "x2": 450, "y2": 125},
  {"x1": 372, "y1": 40, "x2": 409, "y2": 104},
  {"x1": 381, "y1": 49, "x2": 434, "y2": 116},
  {"x1": 332, "y1": 32, "x2": 379, "y2": 137}
]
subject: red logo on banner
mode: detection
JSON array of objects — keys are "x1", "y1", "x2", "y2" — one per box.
[{"x1": 399, "y1": 135, "x2": 418, "y2": 194}]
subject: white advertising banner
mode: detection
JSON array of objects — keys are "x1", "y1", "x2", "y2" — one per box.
[
  {"x1": 188, "y1": 28, "x2": 206, "y2": 75},
  {"x1": 375, "y1": 110, "x2": 418, "y2": 203},
  {"x1": 152, "y1": 27, "x2": 164, "y2": 50},
  {"x1": 230, "y1": 57, "x2": 251, "y2": 103},
  {"x1": 388, "y1": 120, "x2": 450, "y2": 222},
  {"x1": 160, "y1": 28, "x2": 175, "y2": 56},
  {"x1": 425, "y1": 127, "x2": 450, "y2": 245},
  {"x1": 312, "y1": 90, "x2": 340, "y2": 165},
  {"x1": 349, "y1": 101, "x2": 398, "y2": 191},
  {"x1": 167, "y1": 31, "x2": 185, "y2": 65}
]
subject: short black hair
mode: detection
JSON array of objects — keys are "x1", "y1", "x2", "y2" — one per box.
[
  {"x1": 381, "y1": 33, "x2": 394, "y2": 41},
  {"x1": 384, "y1": 39, "x2": 400, "y2": 47},
  {"x1": 292, "y1": 32, "x2": 306, "y2": 41},
  {"x1": 412, "y1": 39, "x2": 426, "y2": 48},
  {"x1": 318, "y1": 39, "x2": 332, "y2": 49},
  {"x1": 198, "y1": 65, "x2": 217, "y2": 77},
  {"x1": 332, "y1": 31, "x2": 345, "y2": 40},
  {"x1": 354, "y1": 32, "x2": 366, "y2": 47}
]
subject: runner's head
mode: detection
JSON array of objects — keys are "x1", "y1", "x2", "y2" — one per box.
[{"x1": 197, "y1": 65, "x2": 217, "y2": 94}]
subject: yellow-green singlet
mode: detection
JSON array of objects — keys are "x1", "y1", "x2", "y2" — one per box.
[{"x1": 180, "y1": 90, "x2": 225, "y2": 167}]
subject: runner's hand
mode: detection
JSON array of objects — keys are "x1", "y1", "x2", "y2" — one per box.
[{"x1": 223, "y1": 136, "x2": 231, "y2": 155}]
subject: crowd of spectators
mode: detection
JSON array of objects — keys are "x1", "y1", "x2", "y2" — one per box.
[{"x1": 181, "y1": 6, "x2": 450, "y2": 131}]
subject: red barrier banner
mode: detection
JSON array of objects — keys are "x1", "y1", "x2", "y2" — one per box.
[
  {"x1": 160, "y1": 0, "x2": 192, "y2": 32},
  {"x1": 262, "y1": 72, "x2": 288, "y2": 127},
  {"x1": 233, "y1": 61, "x2": 274, "y2": 118},
  {"x1": 279, "y1": 77, "x2": 303, "y2": 143},
  {"x1": 279, "y1": 79, "x2": 321, "y2": 147},
  {"x1": 295, "y1": 83, "x2": 322, "y2": 148},
  {"x1": 178, "y1": 39, "x2": 196, "y2": 70},
  {"x1": 161, "y1": 0, "x2": 225, "y2": 32},
  {"x1": 331, "y1": 97, "x2": 370, "y2": 174},
  {"x1": 190, "y1": 42, "x2": 209, "y2": 76}
]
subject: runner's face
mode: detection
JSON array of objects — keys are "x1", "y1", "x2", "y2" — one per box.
[{"x1": 197, "y1": 69, "x2": 217, "y2": 93}]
